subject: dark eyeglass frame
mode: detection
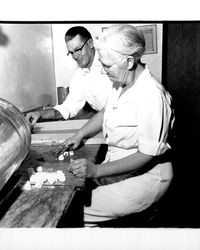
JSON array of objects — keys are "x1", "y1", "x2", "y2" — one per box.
[{"x1": 67, "y1": 39, "x2": 89, "y2": 57}]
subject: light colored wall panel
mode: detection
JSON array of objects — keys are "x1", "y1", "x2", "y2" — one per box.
[{"x1": 0, "y1": 24, "x2": 57, "y2": 112}]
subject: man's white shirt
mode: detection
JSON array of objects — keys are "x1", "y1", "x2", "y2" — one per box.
[{"x1": 54, "y1": 53, "x2": 113, "y2": 119}]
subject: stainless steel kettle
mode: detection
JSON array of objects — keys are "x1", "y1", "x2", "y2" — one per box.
[{"x1": 0, "y1": 98, "x2": 31, "y2": 192}]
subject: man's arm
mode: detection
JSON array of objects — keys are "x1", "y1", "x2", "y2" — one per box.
[
  {"x1": 40, "y1": 108, "x2": 63, "y2": 120},
  {"x1": 54, "y1": 69, "x2": 88, "y2": 119},
  {"x1": 25, "y1": 108, "x2": 63, "y2": 126}
]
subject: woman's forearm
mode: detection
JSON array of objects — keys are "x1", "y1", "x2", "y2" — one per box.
[
  {"x1": 95, "y1": 151, "x2": 153, "y2": 178},
  {"x1": 76, "y1": 109, "x2": 104, "y2": 140}
]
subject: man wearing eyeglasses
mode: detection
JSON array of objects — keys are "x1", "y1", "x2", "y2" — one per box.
[{"x1": 25, "y1": 26, "x2": 113, "y2": 126}]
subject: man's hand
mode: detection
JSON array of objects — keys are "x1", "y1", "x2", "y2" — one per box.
[{"x1": 25, "y1": 111, "x2": 42, "y2": 126}]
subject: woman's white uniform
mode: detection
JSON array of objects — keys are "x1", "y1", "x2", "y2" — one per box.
[{"x1": 84, "y1": 65, "x2": 175, "y2": 223}]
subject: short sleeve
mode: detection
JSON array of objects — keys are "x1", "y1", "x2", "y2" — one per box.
[
  {"x1": 54, "y1": 69, "x2": 86, "y2": 119},
  {"x1": 137, "y1": 89, "x2": 173, "y2": 156}
]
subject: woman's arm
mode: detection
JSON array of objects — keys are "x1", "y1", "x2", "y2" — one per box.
[
  {"x1": 70, "y1": 150, "x2": 154, "y2": 179},
  {"x1": 75, "y1": 109, "x2": 104, "y2": 140},
  {"x1": 95, "y1": 151, "x2": 153, "y2": 178},
  {"x1": 53, "y1": 109, "x2": 104, "y2": 155}
]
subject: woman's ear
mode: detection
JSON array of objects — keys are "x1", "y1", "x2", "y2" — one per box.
[
  {"x1": 88, "y1": 38, "x2": 94, "y2": 49},
  {"x1": 127, "y1": 56, "x2": 135, "y2": 70}
]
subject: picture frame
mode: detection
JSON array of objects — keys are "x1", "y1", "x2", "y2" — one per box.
[
  {"x1": 136, "y1": 24, "x2": 157, "y2": 54},
  {"x1": 102, "y1": 27, "x2": 108, "y2": 33}
]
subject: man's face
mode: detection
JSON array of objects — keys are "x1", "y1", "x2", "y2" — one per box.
[{"x1": 66, "y1": 34, "x2": 93, "y2": 68}]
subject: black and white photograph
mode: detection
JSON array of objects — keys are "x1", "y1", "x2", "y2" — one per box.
[{"x1": 0, "y1": 1, "x2": 200, "y2": 250}]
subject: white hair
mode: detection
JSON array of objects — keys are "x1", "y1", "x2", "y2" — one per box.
[{"x1": 96, "y1": 24, "x2": 145, "y2": 61}]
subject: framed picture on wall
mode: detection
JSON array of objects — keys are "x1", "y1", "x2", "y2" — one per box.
[
  {"x1": 102, "y1": 27, "x2": 108, "y2": 33},
  {"x1": 136, "y1": 25, "x2": 157, "y2": 54}
]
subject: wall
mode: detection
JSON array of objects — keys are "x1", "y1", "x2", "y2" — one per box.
[
  {"x1": 52, "y1": 23, "x2": 163, "y2": 88},
  {"x1": 0, "y1": 24, "x2": 57, "y2": 112},
  {"x1": 163, "y1": 23, "x2": 200, "y2": 227}
]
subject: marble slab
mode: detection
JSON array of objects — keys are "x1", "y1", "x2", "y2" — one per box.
[{"x1": 0, "y1": 144, "x2": 101, "y2": 227}]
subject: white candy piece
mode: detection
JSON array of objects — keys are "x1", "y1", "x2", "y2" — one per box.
[
  {"x1": 30, "y1": 172, "x2": 45, "y2": 187},
  {"x1": 35, "y1": 178, "x2": 45, "y2": 189},
  {"x1": 47, "y1": 178, "x2": 55, "y2": 185},
  {"x1": 56, "y1": 170, "x2": 63, "y2": 176},
  {"x1": 30, "y1": 174, "x2": 36, "y2": 184},
  {"x1": 69, "y1": 151, "x2": 74, "y2": 156},
  {"x1": 57, "y1": 174, "x2": 66, "y2": 182},
  {"x1": 28, "y1": 168, "x2": 37, "y2": 184},
  {"x1": 56, "y1": 170, "x2": 66, "y2": 182},
  {"x1": 35, "y1": 172, "x2": 46, "y2": 180},
  {"x1": 47, "y1": 173, "x2": 57, "y2": 185},
  {"x1": 36, "y1": 166, "x2": 43, "y2": 172},
  {"x1": 58, "y1": 154, "x2": 64, "y2": 161},
  {"x1": 22, "y1": 181, "x2": 31, "y2": 191},
  {"x1": 63, "y1": 151, "x2": 68, "y2": 156},
  {"x1": 34, "y1": 172, "x2": 47, "y2": 188}
]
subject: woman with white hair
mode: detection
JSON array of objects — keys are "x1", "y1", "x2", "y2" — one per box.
[{"x1": 55, "y1": 24, "x2": 175, "y2": 226}]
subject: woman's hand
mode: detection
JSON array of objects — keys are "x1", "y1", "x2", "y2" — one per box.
[
  {"x1": 53, "y1": 134, "x2": 82, "y2": 157},
  {"x1": 69, "y1": 158, "x2": 98, "y2": 178}
]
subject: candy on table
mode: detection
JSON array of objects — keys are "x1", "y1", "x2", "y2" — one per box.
[
  {"x1": 30, "y1": 174, "x2": 36, "y2": 184},
  {"x1": 36, "y1": 166, "x2": 43, "y2": 172},
  {"x1": 35, "y1": 178, "x2": 45, "y2": 189},
  {"x1": 57, "y1": 175, "x2": 66, "y2": 182},
  {"x1": 46, "y1": 172, "x2": 57, "y2": 185},
  {"x1": 56, "y1": 170, "x2": 66, "y2": 182},
  {"x1": 58, "y1": 154, "x2": 65, "y2": 161},
  {"x1": 27, "y1": 167, "x2": 36, "y2": 183},
  {"x1": 26, "y1": 167, "x2": 66, "y2": 189},
  {"x1": 34, "y1": 172, "x2": 46, "y2": 188},
  {"x1": 57, "y1": 151, "x2": 74, "y2": 161},
  {"x1": 69, "y1": 151, "x2": 74, "y2": 156},
  {"x1": 22, "y1": 180, "x2": 31, "y2": 191}
]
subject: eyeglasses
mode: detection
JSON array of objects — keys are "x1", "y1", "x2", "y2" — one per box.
[
  {"x1": 99, "y1": 56, "x2": 127, "y2": 72},
  {"x1": 67, "y1": 39, "x2": 89, "y2": 57}
]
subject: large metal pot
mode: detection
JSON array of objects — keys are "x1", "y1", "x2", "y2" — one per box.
[{"x1": 0, "y1": 98, "x2": 31, "y2": 192}]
